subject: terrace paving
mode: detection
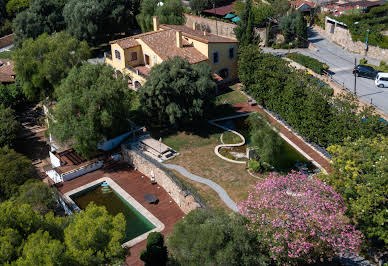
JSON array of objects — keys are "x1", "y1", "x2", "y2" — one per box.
[{"x1": 57, "y1": 161, "x2": 184, "y2": 266}]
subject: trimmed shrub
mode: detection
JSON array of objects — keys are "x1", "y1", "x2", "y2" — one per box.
[
  {"x1": 140, "y1": 232, "x2": 168, "y2": 266},
  {"x1": 286, "y1": 52, "x2": 329, "y2": 74}
]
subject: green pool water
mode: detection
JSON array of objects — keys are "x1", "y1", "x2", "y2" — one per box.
[
  {"x1": 221, "y1": 116, "x2": 316, "y2": 173},
  {"x1": 71, "y1": 183, "x2": 155, "y2": 242}
]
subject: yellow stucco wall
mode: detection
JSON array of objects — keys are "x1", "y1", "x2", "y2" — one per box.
[
  {"x1": 135, "y1": 39, "x2": 164, "y2": 67},
  {"x1": 183, "y1": 36, "x2": 209, "y2": 57},
  {"x1": 125, "y1": 46, "x2": 143, "y2": 67},
  {"x1": 106, "y1": 30, "x2": 238, "y2": 85},
  {"x1": 109, "y1": 44, "x2": 126, "y2": 70},
  {"x1": 207, "y1": 42, "x2": 238, "y2": 80}
]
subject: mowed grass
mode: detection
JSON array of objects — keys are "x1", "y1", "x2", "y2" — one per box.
[
  {"x1": 215, "y1": 88, "x2": 247, "y2": 106},
  {"x1": 152, "y1": 84, "x2": 257, "y2": 212}
]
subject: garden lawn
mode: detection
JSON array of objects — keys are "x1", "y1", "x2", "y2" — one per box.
[{"x1": 162, "y1": 128, "x2": 258, "y2": 211}]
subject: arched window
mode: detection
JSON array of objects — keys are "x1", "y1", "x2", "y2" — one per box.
[{"x1": 114, "y1": 50, "x2": 121, "y2": 60}]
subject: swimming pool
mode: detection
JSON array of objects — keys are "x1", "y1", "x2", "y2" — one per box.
[{"x1": 64, "y1": 177, "x2": 164, "y2": 247}]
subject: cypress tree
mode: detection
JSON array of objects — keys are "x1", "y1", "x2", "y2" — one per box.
[
  {"x1": 296, "y1": 13, "x2": 308, "y2": 48},
  {"x1": 234, "y1": 0, "x2": 257, "y2": 46}
]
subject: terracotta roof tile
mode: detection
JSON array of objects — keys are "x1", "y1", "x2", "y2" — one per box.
[
  {"x1": 0, "y1": 34, "x2": 14, "y2": 48},
  {"x1": 111, "y1": 38, "x2": 140, "y2": 49},
  {"x1": 139, "y1": 29, "x2": 208, "y2": 64},
  {"x1": 0, "y1": 59, "x2": 15, "y2": 83},
  {"x1": 203, "y1": 2, "x2": 235, "y2": 16},
  {"x1": 160, "y1": 24, "x2": 238, "y2": 43}
]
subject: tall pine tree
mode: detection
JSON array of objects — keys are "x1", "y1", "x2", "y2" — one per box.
[{"x1": 234, "y1": 0, "x2": 257, "y2": 46}]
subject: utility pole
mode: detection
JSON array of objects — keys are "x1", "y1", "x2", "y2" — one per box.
[
  {"x1": 354, "y1": 58, "x2": 357, "y2": 95},
  {"x1": 214, "y1": 1, "x2": 218, "y2": 36}
]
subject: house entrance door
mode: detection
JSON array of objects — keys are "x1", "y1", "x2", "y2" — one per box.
[{"x1": 145, "y1": 54, "x2": 150, "y2": 66}]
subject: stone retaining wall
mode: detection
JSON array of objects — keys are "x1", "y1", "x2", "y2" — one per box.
[
  {"x1": 316, "y1": 19, "x2": 388, "y2": 62},
  {"x1": 184, "y1": 14, "x2": 266, "y2": 45},
  {"x1": 121, "y1": 145, "x2": 201, "y2": 214}
]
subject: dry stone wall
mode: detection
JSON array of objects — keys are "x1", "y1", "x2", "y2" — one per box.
[
  {"x1": 316, "y1": 19, "x2": 388, "y2": 62},
  {"x1": 121, "y1": 146, "x2": 201, "y2": 214},
  {"x1": 184, "y1": 14, "x2": 266, "y2": 45}
]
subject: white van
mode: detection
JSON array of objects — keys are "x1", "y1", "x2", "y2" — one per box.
[{"x1": 375, "y1": 73, "x2": 388, "y2": 88}]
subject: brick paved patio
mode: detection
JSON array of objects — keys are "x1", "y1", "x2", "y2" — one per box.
[{"x1": 57, "y1": 161, "x2": 184, "y2": 266}]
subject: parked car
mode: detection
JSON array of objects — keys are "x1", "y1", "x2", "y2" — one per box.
[
  {"x1": 353, "y1": 65, "x2": 378, "y2": 79},
  {"x1": 375, "y1": 72, "x2": 388, "y2": 88}
]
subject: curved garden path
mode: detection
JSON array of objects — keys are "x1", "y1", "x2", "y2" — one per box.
[
  {"x1": 208, "y1": 114, "x2": 250, "y2": 164},
  {"x1": 163, "y1": 164, "x2": 238, "y2": 212}
]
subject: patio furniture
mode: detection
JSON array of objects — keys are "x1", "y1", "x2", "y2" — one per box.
[{"x1": 144, "y1": 193, "x2": 159, "y2": 204}]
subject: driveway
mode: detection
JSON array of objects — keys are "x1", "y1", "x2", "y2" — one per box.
[{"x1": 262, "y1": 28, "x2": 388, "y2": 116}]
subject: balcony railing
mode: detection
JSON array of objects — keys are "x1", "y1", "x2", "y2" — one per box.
[{"x1": 125, "y1": 64, "x2": 149, "y2": 79}]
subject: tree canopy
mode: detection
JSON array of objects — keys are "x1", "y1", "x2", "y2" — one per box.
[
  {"x1": 234, "y1": 0, "x2": 257, "y2": 46},
  {"x1": 12, "y1": 32, "x2": 90, "y2": 101},
  {"x1": 0, "y1": 200, "x2": 127, "y2": 265},
  {"x1": 321, "y1": 135, "x2": 388, "y2": 250},
  {"x1": 168, "y1": 209, "x2": 270, "y2": 265},
  {"x1": 238, "y1": 45, "x2": 388, "y2": 147},
  {"x1": 239, "y1": 172, "x2": 363, "y2": 264},
  {"x1": 140, "y1": 232, "x2": 168, "y2": 266},
  {"x1": 0, "y1": 147, "x2": 35, "y2": 201},
  {"x1": 0, "y1": 104, "x2": 20, "y2": 147},
  {"x1": 12, "y1": 0, "x2": 66, "y2": 46},
  {"x1": 15, "y1": 180, "x2": 58, "y2": 215},
  {"x1": 51, "y1": 63, "x2": 136, "y2": 159},
  {"x1": 136, "y1": 0, "x2": 184, "y2": 32},
  {"x1": 247, "y1": 113, "x2": 282, "y2": 168},
  {"x1": 64, "y1": 203, "x2": 126, "y2": 265},
  {"x1": 63, "y1": 0, "x2": 137, "y2": 45},
  {"x1": 0, "y1": 78, "x2": 25, "y2": 108},
  {"x1": 138, "y1": 56, "x2": 216, "y2": 128}
]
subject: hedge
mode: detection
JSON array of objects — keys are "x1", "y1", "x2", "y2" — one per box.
[
  {"x1": 286, "y1": 52, "x2": 329, "y2": 75},
  {"x1": 238, "y1": 45, "x2": 388, "y2": 148}
]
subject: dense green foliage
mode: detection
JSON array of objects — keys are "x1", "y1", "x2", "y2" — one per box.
[
  {"x1": 15, "y1": 180, "x2": 58, "y2": 215},
  {"x1": 189, "y1": 0, "x2": 209, "y2": 15},
  {"x1": 5, "y1": 0, "x2": 28, "y2": 16},
  {"x1": 52, "y1": 63, "x2": 136, "y2": 159},
  {"x1": 238, "y1": 45, "x2": 388, "y2": 147},
  {"x1": 140, "y1": 232, "x2": 168, "y2": 266},
  {"x1": 64, "y1": 203, "x2": 126, "y2": 265},
  {"x1": 0, "y1": 78, "x2": 24, "y2": 108},
  {"x1": 0, "y1": 104, "x2": 19, "y2": 147},
  {"x1": 12, "y1": 0, "x2": 67, "y2": 46},
  {"x1": 334, "y1": 3, "x2": 388, "y2": 49},
  {"x1": 0, "y1": 201, "x2": 126, "y2": 265},
  {"x1": 279, "y1": 12, "x2": 307, "y2": 47},
  {"x1": 136, "y1": 0, "x2": 184, "y2": 32},
  {"x1": 286, "y1": 52, "x2": 329, "y2": 74},
  {"x1": 321, "y1": 136, "x2": 388, "y2": 250},
  {"x1": 168, "y1": 209, "x2": 270, "y2": 265},
  {"x1": 0, "y1": 147, "x2": 35, "y2": 201},
  {"x1": 12, "y1": 32, "x2": 90, "y2": 101},
  {"x1": 139, "y1": 56, "x2": 216, "y2": 128},
  {"x1": 247, "y1": 113, "x2": 282, "y2": 169},
  {"x1": 64, "y1": 0, "x2": 138, "y2": 46},
  {"x1": 234, "y1": 0, "x2": 257, "y2": 46}
]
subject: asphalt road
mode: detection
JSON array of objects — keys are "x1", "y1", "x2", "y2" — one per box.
[{"x1": 263, "y1": 28, "x2": 388, "y2": 116}]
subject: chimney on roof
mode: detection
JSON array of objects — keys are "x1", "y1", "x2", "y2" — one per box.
[
  {"x1": 203, "y1": 31, "x2": 207, "y2": 36},
  {"x1": 193, "y1": 22, "x2": 196, "y2": 30},
  {"x1": 6, "y1": 61, "x2": 10, "y2": 66},
  {"x1": 153, "y1": 16, "x2": 159, "y2": 32},
  {"x1": 176, "y1": 30, "x2": 183, "y2": 48}
]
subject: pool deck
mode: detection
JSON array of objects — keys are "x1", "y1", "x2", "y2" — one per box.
[
  {"x1": 56, "y1": 161, "x2": 185, "y2": 266},
  {"x1": 231, "y1": 102, "x2": 332, "y2": 173}
]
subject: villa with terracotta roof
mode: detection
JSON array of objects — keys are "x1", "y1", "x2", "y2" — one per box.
[{"x1": 105, "y1": 16, "x2": 238, "y2": 90}]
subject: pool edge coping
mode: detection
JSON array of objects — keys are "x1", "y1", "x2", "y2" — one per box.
[{"x1": 63, "y1": 177, "x2": 165, "y2": 248}]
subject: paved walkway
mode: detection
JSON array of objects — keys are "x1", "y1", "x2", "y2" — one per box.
[
  {"x1": 164, "y1": 164, "x2": 238, "y2": 212},
  {"x1": 232, "y1": 102, "x2": 332, "y2": 173}
]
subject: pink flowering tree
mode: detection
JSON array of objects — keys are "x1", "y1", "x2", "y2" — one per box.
[{"x1": 238, "y1": 172, "x2": 362, "y2": 265}]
